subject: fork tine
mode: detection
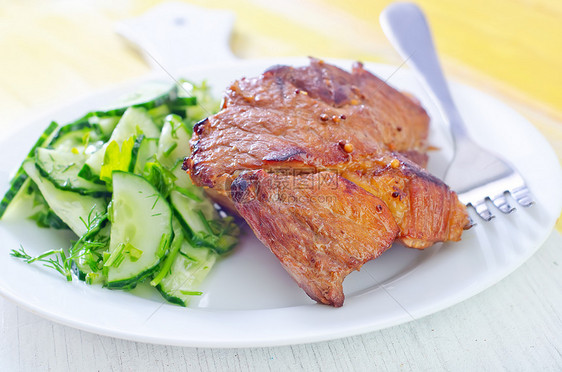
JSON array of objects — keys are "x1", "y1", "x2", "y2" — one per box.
[
  {"x1": 473, "y1": 200, "x2": 495, "y2": 221},
  {"x1": 491, "y1": 193, "x2": 515, "y2": 214},
  {"x1": 511, "y1": 187, "x2": 534, "y2": 207}
]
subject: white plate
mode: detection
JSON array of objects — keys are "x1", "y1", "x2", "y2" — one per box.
[{"x1": 0, "y1": 58, "x2": 560, "y2": 347}]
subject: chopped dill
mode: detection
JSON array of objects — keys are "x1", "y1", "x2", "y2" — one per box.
[{"x1": 10, "y1": 206, "x2": 106, "y2": 281}]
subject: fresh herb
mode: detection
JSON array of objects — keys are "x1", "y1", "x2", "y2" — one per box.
[
  {"x1": 11, "y1": 206, "x2": 106, "y2": 281},
  {"x1": 156, "y1": 233, "x2": 170, "y2": 258},
  {"x1": 179, "y1": 290, "x2": 202, "y2": 296},
  {"x1": 11, "y1": 246, "x2": 70, "y2": 280},
  {"x1": 99, "y1": 136, "x2": 136, "y2": 183},
  {"x1": 143, "y1": 161, "x2": 176, "y2": 198},
  {"x1": 104, "y1": 242, "x2": 125, "y2": 268},
  {"x1": 150, "y1": 230, "x2": 183, "y2": 287}
]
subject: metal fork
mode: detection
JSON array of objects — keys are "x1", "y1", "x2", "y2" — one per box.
[{"x1": 380, "y1": 2, "x2": 534, "y2": 221}]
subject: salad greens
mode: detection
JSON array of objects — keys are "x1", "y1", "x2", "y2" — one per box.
[{"x1": 0, "y1": 79, "x2": 240, "y2": 306}]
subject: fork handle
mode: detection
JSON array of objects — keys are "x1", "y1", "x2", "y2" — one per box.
[{"x1": 380, "y1": 2, "x2": 468, "y2": 140}]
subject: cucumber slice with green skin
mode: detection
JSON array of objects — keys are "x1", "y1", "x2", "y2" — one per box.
[
  {"x1": 170, "y1": 190, "x2": 213, "y2": 238},
  {"x1": 79, "y1": 107, "x2": 160, "y2": 181},
  {"x1": 128, "y1": 135, "x2": 144, "y2": 173},
  {"x1": 156, "y1": 114, "x2": 191, "y2": 169},
  {"x1": 72, "y1": 222, "x2": 110, "y2": 283},
  {"x1": 93, "y1": 82, "x2": 177, "y2": 118},
  {"x1": 0, "y1": 173, "x2": 31, "y2": 218},
  {"x1": 176, "y1": 79, "x2": 220, "y2": 124},
  {"x1": 152, "y1": 216, "x2": 216, "y2": 306},
  {"x1": 35, "y1": 148, "x2": 109, "y2": 196},
  {"x1": 170, "y1": 164, "x2": 217, "y2": 220},
  {"x1": 48, "y1": 120, "x2": 103, "y2": 152},
  {"x1": 134, "y1": 137, "x2": 158, "y2": 175},
  {"x1": 169, "y1": 161, "x2": 216, "y2": 233},
  {"x1": 146, "y1": 104, "x2": 172, "y2": 129},
  {"x1": 105, "y1": 171, "x2": 172, "y2": 289},
  {"x1": 25, "y1": 121, "x2": 60, "y2": 159},
  {"x1": 169, "y1": 97, "x2": 197, "y2": 117},
  {"x1": 172, "y1": 96, "x2": 197, "y2": 106},
  {"x1": 0, "y1": 121, "x2": 59, "y2": 219},
  {"x1": 87, "y1": 115, "x2": 120, "y2": 140},
  {"x1": 156, "y1": 240, "x2": 217, "y2": 307},
  {"x1": 52, "y1": 112, "x2": 119, "y2": 142},
  {"x1": 22, "y1": 159, "x2": 107, "y2": 237},
  {"x1": 150, "y1": 216, "x2": 184, "y2": 287},
  {"x1": 0, "y1": 177, "x2": 62, "y2": 227},
  {"x1": 170, "y1": 190, "x2": 239, "y2": 254},
  {"x1": 168, "y1": 163, "x2": 239, "y2": 254}
]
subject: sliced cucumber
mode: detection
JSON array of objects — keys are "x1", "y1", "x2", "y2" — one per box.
[
  {"x1": 48, "y1": 120, "x2": 103, "y2": 152},
  {"x1": 105, "y1": 171, "x2": 172, "y2": 289},
  {"x1": 1, "y1": 177, "x2": 62, "y2": 225},
  {"x1": 88, "y1": 115, "x2": 120, "y2": 140},
  {"x1": 176, "y1": 79, "x2": 219, "y2": 124},
  {"x1": 156, "y1": 114, "x2": 191, "y2": 169},
  {"x1": 22, "y1": 159, "x2": 107, "y2": 237},
  {"x1": 0, "y1": 121, "x2": 59, "y2": 219},
  {"x1": 156, "y1": 240, "x2": 217, "y2": 307},
  {"x1": 35, "y1": 148, "x2": 109, "y2": 196},
  {"x1": 134, "y1": 137, "x2": 158, "y2": 175},
  {"x1": 128, "y1": 135, "x2": 144, "y2": 173},
  {"x1": 4, "y1": 78, "x2": 237, "y2": 307},
  {"x1": 169, "y1": 163, "x2": 216, "y2": 235},
  {"x1": 170, "y1": 189, "x2": 238, "y2": 254},
  {"x1": 170, "y1": 164, "x2": 217, "y2": 220},
  {"x1": 26, "y1": 121, "x2": 60, "y2": 158},
  {"x1": 169, "y1": 96, "x2": 197, "y2": 117},
  {"x1": 170, "y1": 190, "x2": 212, "y2": 237},
  {"x1": 168, "y1": 163, "x2": 239, "y2": 254},
  {"x1": 0, "y1": 173, "x2": 31, "y2": 218},
  {"x1": 150, "y1": 216, "x2": 185, "y2": 286},
  {"x1": 147, "y1": 104, "x2": 172, "y2": 128},
  {"x1": 94, "y1": 82, "x2": 177, "y2": 117},
  {"x1": 80, "y1": 107, "x2": 160, "y2": 181},
  {"x1": 72, "y1": 218, "x2": 110, "y2": 283}
]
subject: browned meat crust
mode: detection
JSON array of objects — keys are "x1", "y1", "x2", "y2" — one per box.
[
  {"x1": 187, "y1": 58, "x2": 430, "y2": 189},
  {"x1": 185, "y1": 58, "x2": 470, "y2": 306},
  {"x1": 337, "y1": 153, "x2": 468, "y2": 248},
  {"x1": 231, "y1": 170, "x2": 399, "y2": 307}
]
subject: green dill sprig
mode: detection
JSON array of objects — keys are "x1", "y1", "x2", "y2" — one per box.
[
  {"x1": 10, "y1": 206, "x2": 107, "y2": 281},
  {"x1": 11, "y1": 246, "x2": 70, "y2": 280}
]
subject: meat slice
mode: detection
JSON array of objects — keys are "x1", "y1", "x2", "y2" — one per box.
[
  {"x1": 230, "y1": 170, "x2": 399, "y2": 307},
  {"x1": 185, "y1": 58, "x2": 471, "y2": 306},
  {"x1": 187, "y1": 58, "x2": 430, "y2": 190},
  {"x1": 337, "y1": 153, "x2": 468, "y2": 248}
]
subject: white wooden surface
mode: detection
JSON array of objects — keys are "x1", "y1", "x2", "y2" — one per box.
[{"x1": 1, "y1": 231, "x2": 560, "y2": 371}]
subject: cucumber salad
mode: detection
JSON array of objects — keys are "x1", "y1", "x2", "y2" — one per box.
[{"x1": 0, "y1": 80, "x2": 240, "y2": 306}]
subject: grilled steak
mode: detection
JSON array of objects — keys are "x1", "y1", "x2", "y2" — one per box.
[
  {"x1": 188, "y1": 59, "x2": 429, "y2": 189},
  {"x1": 231, "y1": 170, "x2": 399, "y2": 307},
  {"x1": 337, "y1": 152, "x2": 468, "y2": 248},
  {"x1": 185, "y1": 58, "x2": 470, "y2": 306}
]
